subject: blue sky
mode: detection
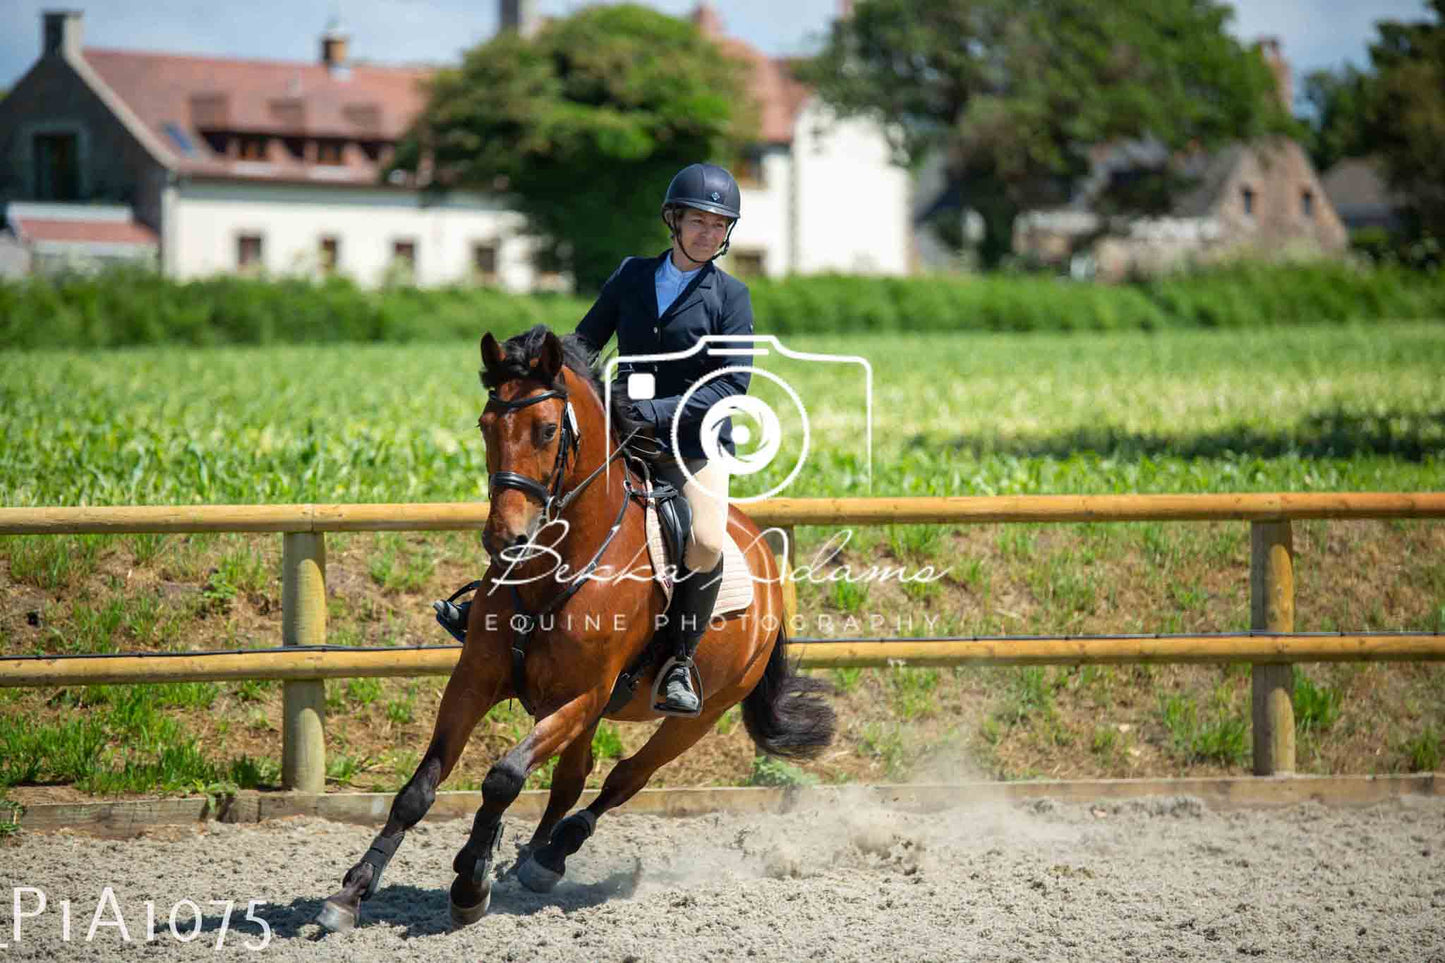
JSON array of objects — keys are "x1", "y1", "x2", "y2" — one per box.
[{"x1": 3, "y1": 0, "x2": 1434, "y2": 103}]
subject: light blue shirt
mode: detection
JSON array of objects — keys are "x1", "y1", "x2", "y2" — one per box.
[{"x1": 655, "y1": 254, "x2": 702, "y2": 318}]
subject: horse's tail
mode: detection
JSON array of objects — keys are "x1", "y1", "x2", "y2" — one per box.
[{"x1": 741, "y1": 622, "x2": 836, "y2": 760}]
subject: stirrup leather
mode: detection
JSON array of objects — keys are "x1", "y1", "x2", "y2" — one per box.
[{"x1": 650, "y1": 656, "x2": 704, "y2": 718}]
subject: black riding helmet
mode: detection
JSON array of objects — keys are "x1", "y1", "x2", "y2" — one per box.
[{"x1": 661, "y1": 162, "x2": 741, "y2": 263}]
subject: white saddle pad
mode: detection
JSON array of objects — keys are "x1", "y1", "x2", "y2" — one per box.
[{"x1": 635, "y1": 458, "x2": 754, "y2": 620}]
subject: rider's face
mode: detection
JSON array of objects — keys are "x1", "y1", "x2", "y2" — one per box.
[{"x1": 671, "y1": 208, "x2": 732, "y2": 265}]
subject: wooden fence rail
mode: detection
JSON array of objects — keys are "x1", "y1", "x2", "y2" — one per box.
[{"x1": 2, "y1": 493, "x2": 1442, "y2": 791}]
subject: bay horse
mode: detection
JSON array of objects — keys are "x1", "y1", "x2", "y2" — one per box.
[{"x1": 316, "y1": 324, "x2": 835, "y2": 931}]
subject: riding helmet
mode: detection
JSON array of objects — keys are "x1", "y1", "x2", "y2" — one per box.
[{"x1": 662, "y1": 163, "x2": 742, "y2": 221}]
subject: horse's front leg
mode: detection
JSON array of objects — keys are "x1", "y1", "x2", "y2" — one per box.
[
  {"x1": 448, "y1": 692, "x2": 598, "y2": 926},
  {"x1": 508, "y1": 719, "x2": 597, "y2": 884},
  {"x1": 315, "y1": 641, "x2": 504, "y2": 933}
]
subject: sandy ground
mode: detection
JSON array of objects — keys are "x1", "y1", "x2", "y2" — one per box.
[{"x1": 1, "y1": 792, "x2": 1442, "y2": 962}]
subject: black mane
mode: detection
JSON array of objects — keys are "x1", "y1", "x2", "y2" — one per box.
[{"x1": 481, "y1": 324, "x2": 647, "y2": 445}]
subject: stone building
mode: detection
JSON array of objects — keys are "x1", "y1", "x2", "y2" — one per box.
[{"x1": 1011, "y1": 39, "x2": 1347, "y2": 280}]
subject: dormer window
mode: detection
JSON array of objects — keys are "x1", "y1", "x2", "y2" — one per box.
[
  {"x1": 317, "y1": 139, "x2": 345, "y2": 166},
  {"x1": 238, "y1": 135, "x2": 268, "y2": 161},
  {"x1": 1242, "y1": 186, "x2": 1256, "y2": 216}
]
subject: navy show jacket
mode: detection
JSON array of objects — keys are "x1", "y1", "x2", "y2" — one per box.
[{"x1": 573, "y1": 251, "x2": 754, "y2": 460}]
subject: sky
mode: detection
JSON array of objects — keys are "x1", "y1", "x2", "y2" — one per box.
[{"x1": 2, "y1": 0, "x2": 1435, "y2": 103}]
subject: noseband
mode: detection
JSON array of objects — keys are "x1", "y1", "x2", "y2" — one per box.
[{"x1": 484, "y1": 385, "x2": 583, "y2": 527}]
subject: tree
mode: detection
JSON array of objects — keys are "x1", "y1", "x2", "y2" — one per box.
[
  {"x1": 1300, "y1": 65, "x2": 1374, "y2": 173},
  {"x1": 803, "y1": 0, "x2": 1292, "y2": 267},
  {"x1": 390, "y1": 5, "x2": 753, "y2": 292},
  {"x1": 1367, "y1": 0, "x2": 1445, "y2": 240}
]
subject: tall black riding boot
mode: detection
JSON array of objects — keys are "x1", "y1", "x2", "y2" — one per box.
[{"x1": 655, "y1": 555, "x2": 725, "y2": 715}]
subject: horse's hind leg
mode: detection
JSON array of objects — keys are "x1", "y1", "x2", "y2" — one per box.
[
  {"x1": 315, "y1": 648, "x2": 503, "y2": 934},
  {"x1": 520, "y1": 704, "x2": 729, "y2": 890}
]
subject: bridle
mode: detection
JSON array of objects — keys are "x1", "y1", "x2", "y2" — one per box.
[
  {"x1": 484, "y1": 384, "x2": 585, "y2": 528},
  {"x1": 481, "y1": 376, "x2": 658, "y2": 715}
]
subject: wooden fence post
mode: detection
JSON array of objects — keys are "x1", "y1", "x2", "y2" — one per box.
[
  {"x1": 281, "y1": 532, "x2": 327, "y2": 793},
  {"x1": 762, "y1": 525, "x2": 797, "y2": 626},
  {"x1": 1250, "y1": 520, "x2": 1295, "y2": 776}
]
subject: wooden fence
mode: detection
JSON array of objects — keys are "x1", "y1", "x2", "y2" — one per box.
[{"x1": 3, "y1": 492, "x2": 1443, "y2": 792}]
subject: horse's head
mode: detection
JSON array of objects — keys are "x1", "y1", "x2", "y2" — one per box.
[{"x1": 478, "y1": 327, "x2": 574, "y2": 560}]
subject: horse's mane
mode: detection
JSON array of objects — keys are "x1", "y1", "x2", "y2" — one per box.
[{"x1": 481, "y1": 324, "x2": 649, "y2": 447}]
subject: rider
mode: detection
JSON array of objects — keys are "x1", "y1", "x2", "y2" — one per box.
[
  {"x1": 433, "y1": 162, "x2": 752, "y2": 716},
  {"x1": 572, "y1": 162, "x2": 753, "y2": 715}
]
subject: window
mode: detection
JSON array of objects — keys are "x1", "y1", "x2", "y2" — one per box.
[
  {"x1": 33, "y1": 133, "x2": 79, "y2": 200},
  {"x1": 283, "y1": 137, "x2": 306, "y2": 162},
  {"x1": 201, "y1": 131, "x2": 229, "y2": 157},
  {"x1": 729, "y1": 249, "x2": 765, "y2": 278},
  {"x1": 393, "y1": 239, "x2": 417, "y2": 268},
  {"x1": 238, "y1": 135, "x2": 268, "y2": 161},
  {"x1": 237, "y1": 234, "x2": 264, "y2": 269},
  {"x1": 472, "y1": 242, "x2": 498, "y2": 282},
  {"x1": 734, "y1": 151, "x2": 765, "y2": 189},
  {"x1": 319, "y1": 236, "x2": 339, "y2": 273},
  {"x1": 1241, "y1": 186, "x2": 1256, "y2": 216},
  {"x1": 1301, "y1": 189, "x2": 1315, "y2": 219},
  {"x1": 316, "y1": 139, "x2": 345, "y2": 166}
]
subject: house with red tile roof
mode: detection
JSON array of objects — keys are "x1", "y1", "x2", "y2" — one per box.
[
  {"x1": 0, "y1": 5, "x2": 911, "y2": 286},
  {"x1": 688, "y1": 4, "x2": 910, "y2": 277}
]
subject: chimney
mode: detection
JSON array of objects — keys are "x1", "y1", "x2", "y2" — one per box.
[
  {"x1": 499, "y1": 0, "x2": 539, "y2": 38},
  {"x1": 1256, "y1": 37, "x2": 1293, "y2": 112},
  {"x1": 691, "y1": 3, "x2": 724, "y2": 38},
  {"x1": 321, "y1": 18, "x2": 350, "y2": 74},
  {"x1": 42, "y1": 10, "x2": 83, "y2": 59}
]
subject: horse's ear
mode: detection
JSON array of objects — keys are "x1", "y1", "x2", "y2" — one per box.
[
  {"x1": 532, "y1": 331, "x2": 563, "y2": 384},
  {"x1": 480, "y1": 332, "x2": 505, "y2": 371}
]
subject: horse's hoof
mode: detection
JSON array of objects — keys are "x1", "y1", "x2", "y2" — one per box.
[
  {"x1": 315, "y1": 899, "x2": 358, "y2": 934},
  {"x1": 516, "y1": 854, "x2": 563, "y2": 893},
  {"x1": 448, "y1": 879, "x2": 491, "y2": 927}
]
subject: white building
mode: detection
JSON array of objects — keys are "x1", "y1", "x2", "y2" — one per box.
[
  {"x1": 0, "y1": 5, "x2": 911, "y2": 288},
  {"x1": 688, "y1": 5, "x2": 911, "y2": 277}
]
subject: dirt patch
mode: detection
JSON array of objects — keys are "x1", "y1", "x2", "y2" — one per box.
[{"x1": 1, "y1": 794, "x2": 1442, "y2": 960}]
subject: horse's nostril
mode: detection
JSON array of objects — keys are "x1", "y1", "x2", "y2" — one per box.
[{"x1": 508, "y1": 533, "x2": 527, "y2": 548}]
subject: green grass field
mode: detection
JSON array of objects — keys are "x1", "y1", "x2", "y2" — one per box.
[
  {"x1": 1, "y1": 322, "x2": 1442, "y2": 798},
  {"x1": 2, "y1": 322, "x2": 1441, "y2": 506}
]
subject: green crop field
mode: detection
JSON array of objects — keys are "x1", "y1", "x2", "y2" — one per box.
[
  {"x1": 2, "y1": 321, "x2": 1441, "y2": 507},
  {"x1": 1, "y1": 321, "x2": 1442, "y2": 798}
]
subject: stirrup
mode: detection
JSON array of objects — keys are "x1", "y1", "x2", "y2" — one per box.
[
  {"x1": 433, "y1": 580, "x2": 482, "y2": 644},
  {"x1": 433, "y1": 599, "x2": 469, "y2": 643},
  {"x1": 650, "y1": 656, "x2": 704, "y2": 718}
]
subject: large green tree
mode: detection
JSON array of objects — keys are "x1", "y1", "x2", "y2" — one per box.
[
  {"x1": 1300, "y1": 65, "x2": 1374, "y2": 173},
  {"x1": 392, "y1": 5, "x2": 752, "y2": 291},
  {"x1": 1367, "y1": 0, "x2": 1445, "y2": 240},
  {"x1": 803, "y1": 0, "x2": 1290, "y2": 266}
]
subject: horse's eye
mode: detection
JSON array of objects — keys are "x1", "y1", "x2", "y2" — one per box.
[{"x1": 539, "y1": 423, "x2": 558, "y2": 443}]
